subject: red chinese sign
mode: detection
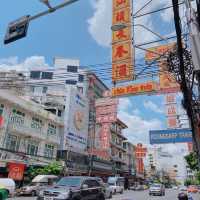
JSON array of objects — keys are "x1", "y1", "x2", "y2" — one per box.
[
  {"x1": 112, "y1": 0, "x2": 134, "y2": 83},
  {"x1": 167, "y1": 117, "x2": 178, "y2": 129},
  {"x1": 165, "y1": 94, "x2": 176, "y2": 104},
  {"x1": 135, "y1": 144, "x2": 147, "y2": 159},
  {"x1": 166, "y1": 105, "x2": 177, "y2": 116},
  {"x1": 8, "y1": 162, "x2": 25, "y2": 181},
  {"x1": 136, "y1": 158, "x2": 144, "y2": 174}
]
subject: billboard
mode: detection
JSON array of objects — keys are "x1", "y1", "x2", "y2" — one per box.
[
  {"x1": 64, "y1": 87, "x2": 89, "y2": 152},
  {"x1": 112, "y1": 0, "x2": 134, "y2": 82},
  {"x1": 149, "y1": 129, "x2": 193, "y2": 144},
  {"x1": 112, "y1": 82, "x2": 157, "y2": 97}
]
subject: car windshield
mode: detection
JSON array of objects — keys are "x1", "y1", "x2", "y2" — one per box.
[
  {"x1": 56, "y1": 177, "x2": 81, "y2": 187},
  {"x1": 151, "y1": 184, "x2": 161, "y2": 188},
  {"x1": 28, "y1": 183, "x2": 38, "y2": 186}
]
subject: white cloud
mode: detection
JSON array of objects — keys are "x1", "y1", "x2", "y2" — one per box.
[
  {"x1": 0, "y1": 56, "x2": 49, "y2": 71},
  {"x1": 87, "y1": 0, "x2": 175, "y2": 50},
  {"x1": 118, "y1": 109, "x2": 163, "y2": 145},
  {"x1": 87, "y1": 0, "x2": 112, "y2": 47},
  {"x1": 144, "y1": 100, "x2": 164, "y2": 114}
]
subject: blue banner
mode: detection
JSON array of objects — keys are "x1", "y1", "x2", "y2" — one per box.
[{"x1": 149, "y1": 129, "x2": 192, "y2": 144}]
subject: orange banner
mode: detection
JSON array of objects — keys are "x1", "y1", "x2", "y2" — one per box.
[
  {"x1": 112, "y1": 0, "x2": 133, "y2": 83},
  {"x1": 159, "y1": 62, "x2": 180, "y2": 93},
  {"x1": 112, "y1": 41, "x2": 132, "y2": 62},
  {"x1": 113, "y1": 0, "x2": 130, "y2": 11},
  {"x1": 145, "y1": 43, "x2": 176, "y2": 62},
  {"x1": 112, "y1": 60, "x2": 133, "y2": 81},
  {"x1": 112, "y1": 82, "x2": 157, "y2": 97},
  {"x1": 112, "y1": 27, "x2": 131, "y2": 43}
]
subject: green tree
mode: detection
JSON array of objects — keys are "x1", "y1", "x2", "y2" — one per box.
[
  {"x1": 28, "y1": 162, "x2": 63, "y2": 179},
  {"x1": 185, "y1": 152, "x2": 199, "y2": 171}
]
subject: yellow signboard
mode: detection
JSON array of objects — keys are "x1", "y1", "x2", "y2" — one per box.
[
  {"x1": 112, "y1": 41, "x2": 132, "y2": 62},
  {"x1": 112, "y1": 0, "x2": 133, "y2": 83},
  {"x1": 113, "y1": 0, "x2": 130, "y2": 11},
  {"x1": 112, "y1": 59, "x2": 133, "y2": 81},
  {"x1": 112, "y1": 27, "x2": 131, "y2": 43},
  {"x1": 159, "y1": 62, "x2": 180, "y2": 93},
  {"x1": 145, "y1": 43, "x2": 176, "y2": 62},
  {"x1": 112, "y1": 82, "x2": 157, "y2": 97}
]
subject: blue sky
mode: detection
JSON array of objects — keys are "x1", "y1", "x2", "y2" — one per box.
[{"x1": 0, "y1": 0, "x2": 189, "y2": 151}]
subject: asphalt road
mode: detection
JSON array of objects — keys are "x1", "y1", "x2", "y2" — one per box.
[{"x1": 8, "y1": 189, "x2": 200, "y2": 200}]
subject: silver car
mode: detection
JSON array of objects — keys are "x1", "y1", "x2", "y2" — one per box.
[{"x1": 149, "y1": 183, "x2": 165, "y2": 196}]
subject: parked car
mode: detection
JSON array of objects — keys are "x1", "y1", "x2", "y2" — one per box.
[
  {"x1": 95, "y1": 178, "x2": 112, "y2": 199},
  {"x1": 107, "y1": 177, "x2": 124, "y2": 194},
  {"x1": 187, "y1": 185, "x2": 199, "y2": 193},
  {"x1": 20, "y1": 175, "x2": 58, "y2": 196},
  {"x1": 172, "y1": 185, "x2": 179, "y2": 190},
  {"x1": 37, "y1": 176, "x2": 105, "y2": 200},
  {"x1": 0, "y1": 178, "x2": 15, "y2": 197},
  {"x1": 149, "y1": 183, "x2": 165, "y2": 196}
]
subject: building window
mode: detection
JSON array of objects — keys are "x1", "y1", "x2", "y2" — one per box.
[
  {"x1": 27, "y1": 141, "x2": 38, "y2": 156},
  {"x1": 31, "y1": 117, "x2": 42, "y2": 130},
  {"x1": 78, "y1": 74, "x2": 84, "y2": 82},
  {"x1": 30, "y1": 71, "x2": 41, "y2": 79},
  {"x1": 47, "y1": 123, "x2": 57, "y2": 135},
  {"x1": 44, "y1": 144, "x2": 55, "y2": 158},
  {"x1": 65, "y1": 80, "x2": 77, "y2": 85},
  {"x1": 11, "y1": 109, "x2": 25, "y2": 125},
  {"x1": 5, "y1": 134, "x2": 20, "y2": 152},
  {"x1": 41, "y1": 72, "x2": 53, "y2": 79},
  {"x1": 42, "y1": 86, "x2": 48, "y2": 94},
  {"x1": 67, "y1": 65, "x2": 78, "y2": 73}
]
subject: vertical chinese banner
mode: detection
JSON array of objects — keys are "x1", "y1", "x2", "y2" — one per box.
[
  {"x1": 112, "y1": 0, "x2": 134, "y2": 83},
  {"x1": 165, "y1": 93, "x2": 178, "y2": 129}
]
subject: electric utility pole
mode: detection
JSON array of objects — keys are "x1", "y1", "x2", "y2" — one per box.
[{"x1": 172, "y1": 0, "x2": 200, "y2": 165}]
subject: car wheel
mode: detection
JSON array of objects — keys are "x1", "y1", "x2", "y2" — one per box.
[
  {"x1": 31, "y1": 191, "x2": 36, "y2": 196},
  {"x1": 98, "y1": 194, "x2": 105, "y2": 200}
]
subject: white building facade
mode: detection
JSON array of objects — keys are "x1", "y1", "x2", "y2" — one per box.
[{"x1": 0, "y1": 89, "x2": 63, "y2": 166}]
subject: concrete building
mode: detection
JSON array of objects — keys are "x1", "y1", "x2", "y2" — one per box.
[
  {"x1": 27, "y1": 58, "x2": 90, "y2": 175},
  {"x1": 110, "y1": 119, "x2": 129, "y2": 176},
  {"x1": 0, "y1": 89, "x2": 63, "y2": 171}
]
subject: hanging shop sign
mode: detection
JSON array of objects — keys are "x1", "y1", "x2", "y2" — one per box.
[
  {"x1": 8, "y1": 162, "x2": 26, "y2": 181},
  {"x1": 165, "y1": 93, "x2": 176, "y2": 104},
  {"x1": 149, "y1": 128, "x2": 192, "y2": 144},
  {"x1": 112, "y1": 0, "x2": 134, "y2": 83},
  {"x1": 167, "y1": 116, "x2": 178, "y2": 129},
  {"x1": 112, "y1": 81, "x2": 157, "y2": 97},
  {"x1": 166, "y1": 104, "x2": 177, "y2": 116},
  {"x1": 135, "y1": 143, "x2": 147, "y2": 159},
  {"x1": 145, "y1": 43, "x2": 176, "y2": 62},
  {"x1": 159, "y1": 62, "x2": 180, "y2": 93}
]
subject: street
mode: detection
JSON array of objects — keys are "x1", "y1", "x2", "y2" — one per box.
[{"x1": 8, "y1": 189, "x2": 200, "y2": 200}]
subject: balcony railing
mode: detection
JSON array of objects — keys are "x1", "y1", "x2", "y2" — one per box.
[
  {"x1": 8, "y1": 116, "x2": 59, "y2": 144},
  {"x1": 110, "y1": 141, "x2": 126, "y2": 152}
]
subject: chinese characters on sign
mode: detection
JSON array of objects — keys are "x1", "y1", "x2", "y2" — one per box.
[
  {"x1": 112, "y1": 82, "x2": 157, "y2": 97},
  {"x1": 165, "y1": 93, "x2": 178, "y2": 129},
  {"x1": 112, "y1": 0, "x2": 134, "y2": 82},
  {"x1": 90, "y1": 92, "x2": 119, "y2": 160},
  {"x1": 135, "y1": 144, "x2": 147, "y2": 175}
]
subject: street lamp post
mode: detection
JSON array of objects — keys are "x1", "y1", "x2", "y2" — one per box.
[{"x1": 4, "y1": 0, "x2": 79, "y2": 44}]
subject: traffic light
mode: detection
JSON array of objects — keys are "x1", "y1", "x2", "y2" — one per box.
[{"x1": 4, "y1": 15, "x2": 30, "y2": 44}]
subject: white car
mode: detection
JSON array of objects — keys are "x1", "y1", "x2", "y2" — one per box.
[
  {"x1": 107, "y1": 177, "x2": 124, "y2": 195},
  {"x1": 172, "y1": 186, "x2": 179, "y2": 190}
]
